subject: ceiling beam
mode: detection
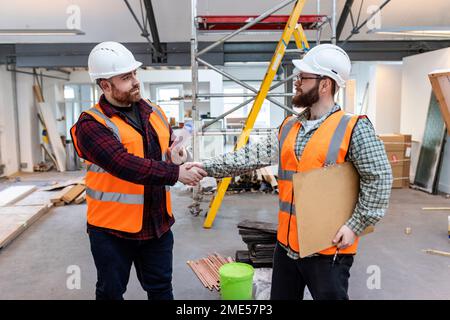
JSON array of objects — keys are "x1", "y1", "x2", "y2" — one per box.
[
  {"x1": 143, "y1": 0, "x2": 162, "y2": 57},
  {"x1": 1, "y1": 40, "x2": 449, "y2": 67},
  {"x1": 336, "y1": 0, "x2": 354, "y2": 42},
  {"x1": 340, "y1": 0, "x2": 392, "y2": 45}
]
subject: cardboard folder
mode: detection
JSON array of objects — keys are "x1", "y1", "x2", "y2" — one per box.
[{"x1": 292, "y1": 162, "x2": 374, "y2": 258}]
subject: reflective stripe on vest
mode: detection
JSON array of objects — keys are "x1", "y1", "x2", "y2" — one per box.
[
  {"x1": 88, "y1": 107, "x2": 122, "y2": 142},
  {"x1": 276, "y1": 110, "x2": 360, "y2": 256},
  {"x1": 146, "y1": 99, "x2": 170, "y2": 162},
  {"x1": 278, "y1": 113, "x2": 355, "y2": 217},
  {"x1": 85, "y1": 104, "x2": 168, "y2": 167},
  {"x1": 325, "y1": 114, "x2": 352, "y2": 165},
  {"x1": 71, "y1": 101, "x2": 173, "y2": 232},
  {"x1": 86, "y1": 187, "x2": 144, "y2": 205},
  {"x1": 85, "y1": 108, "x2": 171, "y2": 193},
  {"x1": 279, "y1": 200, "x2": 295, "y2": 214},
  {"x1": 278, "y1": 117, "x2": 297, "y2": 179}
]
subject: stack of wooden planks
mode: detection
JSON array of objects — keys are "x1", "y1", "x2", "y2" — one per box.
[
  {"x1": 0, "y1": 176, "x2": 86, "y2": 248},
  {"x1": 187, "y1": 253, "x2": 234, "y2": 291},
  {"x1": 0, "y1": 185, "x2": 52, "y2": 248},
  {"x1": 45, "y1": 177, "x2": 86, "y2": 206},
  {"x1": 235, "y1": 220, "x2": 277, "y2": 268}
]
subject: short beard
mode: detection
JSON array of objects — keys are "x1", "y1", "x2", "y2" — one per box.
[
  {"x1": 110, "y1": 82, "x2": 141, "y2": 105},
  {"x1": 292, "y1": 81, "x2": 320, "y2": 108}
]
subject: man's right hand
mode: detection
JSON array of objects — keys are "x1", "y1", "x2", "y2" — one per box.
[{"x1": 178, "y1": 162, "x2": 207, "y2": 186}]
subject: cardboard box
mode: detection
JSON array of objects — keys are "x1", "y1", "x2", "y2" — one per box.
[
  {"x1": 378, "y1": 134, "x2": 412, "y2": 152},
  {"x1": 378, "y1": 134, "x2": 411, "y2": 189}
]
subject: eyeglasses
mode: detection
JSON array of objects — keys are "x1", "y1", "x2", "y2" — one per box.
[{"x1": 295, "y1": 75, "x2": 324, "y2": 83}]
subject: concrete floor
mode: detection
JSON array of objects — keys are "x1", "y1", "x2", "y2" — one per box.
[{"x1": 0, "y1": 171, "x2": 449, "y2": 300}]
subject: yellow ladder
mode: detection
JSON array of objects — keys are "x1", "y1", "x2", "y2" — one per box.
[{"x1": 204, "y1": 0, "x2": 310, "y2": 228}]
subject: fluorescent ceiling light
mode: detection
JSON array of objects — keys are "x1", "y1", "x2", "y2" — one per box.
[
  {"x1": 0, "y1": 29, "x2": 85, "y2": 36},
  {"x1": 368, "y1": 26, "x2": 450, "y2": 38}
]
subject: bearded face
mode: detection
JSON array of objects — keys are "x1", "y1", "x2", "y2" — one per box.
[
  {"x1": 292, "y1": 79, "x2": 320, "y2": 108},
  {"x1": 101, "y1": 70, "x2": 141, "y2": 106},
  {"x1": 110, "y1": 80, "x2": 141, "y2": 105}
]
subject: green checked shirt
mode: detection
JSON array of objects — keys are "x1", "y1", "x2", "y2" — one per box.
[{"x1": 202, "y1": 104, "x2": 393, "y2": 259}]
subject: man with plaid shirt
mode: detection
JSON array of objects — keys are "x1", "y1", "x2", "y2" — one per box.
[
  {"x1": 72, "y1": 42, "x2": 206, "y2": 300},
  {"x1": 199, "y1": 44, "x2": 393, "y2": 300}
]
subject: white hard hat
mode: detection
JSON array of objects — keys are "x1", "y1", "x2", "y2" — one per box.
[
  {"x1": 292, "y1": 44, "x2": 351, "y2": 87},
  {"x1": 88, "y1": 41, "x2": 142, "y2": 82}
]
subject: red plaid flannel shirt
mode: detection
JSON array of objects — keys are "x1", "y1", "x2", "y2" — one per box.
[{"x1": 73, "y1": 95, "x2": 180, "y2": 240}]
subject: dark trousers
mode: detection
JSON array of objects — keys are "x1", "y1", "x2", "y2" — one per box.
[
  {"x1": 270, "y1": 243, "x2": 353, "y2": 300},
  {"x1": 88, "y1": 228, "x2": 174, "y2": 300}
]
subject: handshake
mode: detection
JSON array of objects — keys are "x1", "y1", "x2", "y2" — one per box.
[{"x1": 177, "y1": 162, "x2": 207, "y2": 186}]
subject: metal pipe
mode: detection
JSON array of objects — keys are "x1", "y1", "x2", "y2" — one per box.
[
  {"x1": 197, "y1": 93, "x2": 294, "y2": 98},
  {"x1": 196, "y1": 0, "x2": 296, "y2": 56},
  {"x1": 336, "y1": 0, "x2": 355, "y2": 42},
  {"x1": 143, "y1": 0, "x2": 163, "y2": 55},
  {"x1": 191, "y1": 0, "x2": 199, "y2": 163},
  {"x1": 190, "y1": 0, "x2": 202, "y2": 210},
  {"x1": 316, "y1": 0, "x2": 321, "y2": 44},
  {"x1": 197, "y1": 57, "x2": 258, "y2": 92},
  {"x1": 123, "y1": 0, "x2": 160, "y2": 56},
  {"x1": 285, "y1": 49, "x2": 308, "y2": 53},
  {"x1": 197, "y1": 129, "x2": 276, "y2": 136},
  {"x1": 10, "y1": 64, "x2": 21, "y2": 172},
  {"x1": 202, "y1": 97, "x2": 254, "y2": 130},
  {"x1": 341, "y1": 0, "x2": 392, "y2": 45},
  {"x1": 6, "y1": 63, "x2": 69, "y2": 81},
  {"x1": 201, "y1": 72, "x2": 298, "y2": 131},
  {"x1": 197, "y1": 57, "x2": 298, "y2": 116},
  {"x1": 331, "y1": 0, "x2": 337, "y2": 45}
]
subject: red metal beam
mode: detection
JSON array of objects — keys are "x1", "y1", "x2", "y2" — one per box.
[{"x1": 197, "y1": 15, "x2": 327, "y2": 31}]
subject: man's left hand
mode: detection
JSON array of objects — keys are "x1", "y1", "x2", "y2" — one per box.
[{"x1": 332, "y1": 225, "x2": 356, "y2": 249}]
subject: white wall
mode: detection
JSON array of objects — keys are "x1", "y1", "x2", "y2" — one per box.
[
  {"x1": 400, "y1": 47, "x2": 450, "y2": 188},
  {"x1": 350, "y1": 61, "x2": 402, "y2": 134},
  {"x1": 350, "y1": 61, "x2": 376, "y2": 119},
  {"x1": 15, "y1": 72, "x2": 39, "y2": 172},
  {"x1": 0, "y1": 66, "x2": 19, "y2": 176},
  {"x1": 0, "y1": 67, "x2": 67, "y2": 174},
  {"x1": 374, "y1": 63, "x2": 402, "y2": 134}
]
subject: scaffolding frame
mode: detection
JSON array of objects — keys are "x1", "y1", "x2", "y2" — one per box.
[{"x1": 190, "y1": 0, "x2": 337, "y2": 221}]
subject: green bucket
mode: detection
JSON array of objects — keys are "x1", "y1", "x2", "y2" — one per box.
[{"x1": 219, "y1": 262, "x2": 254, "y2": 300}]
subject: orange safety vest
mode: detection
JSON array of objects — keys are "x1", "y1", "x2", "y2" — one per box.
[
  {"x1": 277, "y1": 109, "x2": 361, "y2": 255},
  {"x1": 70, "y1": 100, "x2": 172, "y2": 233}
]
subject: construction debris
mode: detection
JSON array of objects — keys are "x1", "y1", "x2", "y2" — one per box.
[
  {"x1": 422, "y1": 207, "x2": 450, "y2": 211},
  {"x1": 40, "y1": 177, "x2": 85, "y2": 191},
  {"x1": 0, "y1": 176, "x2": 87, "y2": 248},
  {"x1": 227, "y1": 170, "x2": 278, "y2": 194},
  {"x1": 0, "y1": 186, "x2": 37, "y2": 207},
  {"x1": 33, "y1": 161, "x2": 54, "y2": 172},
  {"x1": 74, "y1": 191, "x2": 86, "y2": 204},
  {"x1": 187, "y1": 253, "x2": 234, "y2": 291},
  {"x1": 49, "y1": 183, "x2": 86, "y2": 206},
  {"x1": 0, "y1": 205, "x2": 51, "y2": 248},
  {"x1": 236, "y1": 220, "x2": 277, "y2": 268},
  {"x1": 423, "y1": 249, "x2": 450, "y2": 258}
]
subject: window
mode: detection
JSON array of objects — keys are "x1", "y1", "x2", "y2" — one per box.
[
  {"x1": 63, "y1": 84, "x2": 99, "y2": 139},
  {"x1": 156, "y1": 87, "x2": 182, "y2": 123},
  {"x1": 223, "y1": 82, "x2": 271, "y2": 128}
]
